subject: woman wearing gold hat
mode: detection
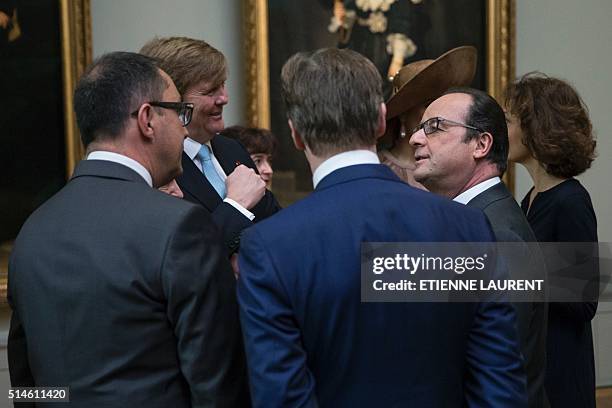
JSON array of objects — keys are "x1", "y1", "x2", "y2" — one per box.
[{"x1": 378, "y1": 46, "x2": 478, "y2": 188}]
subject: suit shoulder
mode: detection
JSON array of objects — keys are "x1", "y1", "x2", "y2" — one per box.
[
  {"x1": 422, "y1": 190, "x2": 487, "y2": 220},
  {"x1": 96, "y1": 180, "x2": 210, "y2": 229},
  {"x1": 211, "y1": 134, "x2": 255, "y2": 168},
  {"x1": 141, "y1": 187, "x2": 206, "y2": 218},
  {"x1": 480, "y1": 194, "x2": 521, "y2": 216},
  {"x1": 480, "y1": 197, "x2": 536, "y2": 243},
  {"x1": 249, "y1": 178, "x2": 490, "y2": 239},
  {"x1": 213, "y1": 133, "x2": 248, "y2": 152}
]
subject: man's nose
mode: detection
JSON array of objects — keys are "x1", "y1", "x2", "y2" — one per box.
[
  {"x1": 409, "y1": 129, "x2": 426, "y2": 146},
  {"x1": 216, "y1": 88, "x2": 229, "y2": 105}
]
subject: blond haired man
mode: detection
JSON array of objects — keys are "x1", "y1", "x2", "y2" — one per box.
[{"x1": 141, "y1": 37, "x2": 280, "y2": 254}]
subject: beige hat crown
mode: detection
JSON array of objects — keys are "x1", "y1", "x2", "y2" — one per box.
[{"x1": 386, "y1": 46, "x2": 478, "y2": 120}]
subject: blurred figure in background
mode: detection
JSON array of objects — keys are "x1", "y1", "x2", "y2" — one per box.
[
  {"x1": 220, "y1": 125, "x2": 278, "y2": 189},
  {"x1": 505, "y1": 72, "x2": 598, "y2": 408}
]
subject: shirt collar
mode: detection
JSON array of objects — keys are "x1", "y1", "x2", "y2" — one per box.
[
  {"x1": 184, "y1": 137, "x2": 213, "y2": 160},
  {"x1": 87, "y1": 151, "x2": 153, "y2": 187},
  {"x1": 453, "y1": 177, "x2": 501, "y2": 205},
  {"x1": 312, "y1": 150, "x2": 380, "y2": 188}
]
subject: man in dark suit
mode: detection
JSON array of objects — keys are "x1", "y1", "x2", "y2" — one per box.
[
  {"x1": 8, "y1": 52, "x2": 248, "y2": 407},
  {"x1": 140, "y1": 37, "x2": 280, "y2": 254},
  {"x1": 410, "y1": 87, "x2": 548, "y2": 407},
  {"x1": 237, "y1": 48, "x2": 526, "y2": 407}
]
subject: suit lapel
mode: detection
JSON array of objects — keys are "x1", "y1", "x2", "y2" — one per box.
[
  {"x1": 211, "y1": 136, "x2": 240, "y2": 175},
  {"x1": 176, "y1": 152, "x2": 222, "y2": 211}
]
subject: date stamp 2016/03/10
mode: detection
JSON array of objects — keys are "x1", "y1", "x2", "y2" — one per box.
[{"x1": 8, "y1": 387, "x2": 69, "y2": 402}]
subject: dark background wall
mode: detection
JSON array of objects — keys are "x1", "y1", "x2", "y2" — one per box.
[{"x1": 0, "y1": 0, "x2": 66, "y2": 243}]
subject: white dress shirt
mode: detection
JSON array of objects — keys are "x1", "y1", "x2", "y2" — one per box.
[
  {"x1": 453, "y1": 177, "x2": 501, "y2": 205},
  {"x1": 183, "y1": 137, "x2": 255, "y2": 221},
  {"x1": 87, "y1": 151, "x2": 153, "y2": 187},
  {"x1": 312, "y1": 150, "x2": 380, "y2": 188}
]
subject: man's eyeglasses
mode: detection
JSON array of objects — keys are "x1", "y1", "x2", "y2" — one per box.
[
  {"x1": 131, "y1": 102, "x2": 194, "y2": 127},
  {"x1": 413, "y1": 117, "x2": 482, "y2": 136}
]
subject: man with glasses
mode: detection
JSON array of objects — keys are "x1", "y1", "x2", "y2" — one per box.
[
  {"x1": 8, "y1": 52, "x2": 248, "y2": 407},
  {"x1": 410, "y1": 87, "x2": 548, "y2": 408},
  {"x1": 141, "y1": 37, "x2": 281, "y2": 255}
]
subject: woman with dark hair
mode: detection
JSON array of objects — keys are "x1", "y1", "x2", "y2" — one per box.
[
  {"x1": 220, "y1": 126, "x2": 278, "y2": 189},
  {"x1": 505, "y1": 72, "x2": 598, "y2": 408}
]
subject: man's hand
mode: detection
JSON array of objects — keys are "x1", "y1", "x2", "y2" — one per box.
[
  {"x1": 226, "y1": 165, "x2": 265, "y2": 210},
  {"x1": 158, "y1": 179, "x2": 184, "y2": 198}
]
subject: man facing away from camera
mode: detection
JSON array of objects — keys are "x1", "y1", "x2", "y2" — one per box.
[
  {"x1": 8, "y1": 52, "x2": 248, "y2": 407},
  {"x1": 237, "y1": 48, "x2": 527, "y2": 407},
  {"x1": 409, "y1": 87, "x2": 548, "y2": 407}
]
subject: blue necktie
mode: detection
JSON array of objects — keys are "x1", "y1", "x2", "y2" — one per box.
[{"x1": 197, "y1": 145, "x2": 226, "y2": 198}]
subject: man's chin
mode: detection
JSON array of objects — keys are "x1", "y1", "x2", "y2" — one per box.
[
  {"x1": 412, "y1": 173, "x2": 426, "y2": 185},
  {"x1": 208, "y1": 120, "x2": 225, "y2": 135}
]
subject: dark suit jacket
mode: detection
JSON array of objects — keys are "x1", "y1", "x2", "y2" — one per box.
[
  {"x1": 467, "y1": 181, "x2": 549, "y2": 408},
  {"x1": 176, "y1": 134, "x2": 280, "y2": 252},
  {"x1": 8, "y1": 160, "x2": 249, "y2": 407},
  {"x1": 238, "y1": 164, "x2": 527, "y2": 407}
]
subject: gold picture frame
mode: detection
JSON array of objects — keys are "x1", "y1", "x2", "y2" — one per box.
[
  {"x1": 243, "y1": 0, "x2": 516, "y2": 193},
  {"x1": 1, "y1": 0, "x2": 91, "y2": 304},
  {"x1": 60, "y1": 0, "x2": 92, "y2": 175}
]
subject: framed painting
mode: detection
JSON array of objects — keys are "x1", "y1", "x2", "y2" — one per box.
[
  {"x1": 0, "y1": 0, "x2": 91, "y2": 303},
  {"x1": 244, "y1": 0, "x2": 515, "y2": 194}
]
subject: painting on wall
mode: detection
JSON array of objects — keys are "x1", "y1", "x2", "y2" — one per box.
[
  {"x1": 0, "y1": 0, "x2": 91, "y2": 302},
  {"x1": 244, "y1": 0, "x2": 515, "y2": 192}
]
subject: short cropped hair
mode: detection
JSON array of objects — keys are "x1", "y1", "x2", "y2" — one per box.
[
  {"x1": 505, "y1": 72, "x2": 596, "y2": 178},
  {"x1": 280, "y1": 48, "x2": 383, "y2": 156},
  {"x1": 442, "y1": 87, "x2": 509, "y2": 174},
  {"x1": 73, "y1": 52, "x2": 166, "y2": 147},
  {"x1": 140, "y1": 36, "x2": 227, "y2": 95},
  {"x1": 219, "y1": 126, "x2": 278, "y2": 156}
]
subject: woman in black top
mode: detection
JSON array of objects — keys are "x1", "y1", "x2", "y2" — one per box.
[{"x1": 505, "y1": 72, "x2": 598, "y2": 408}]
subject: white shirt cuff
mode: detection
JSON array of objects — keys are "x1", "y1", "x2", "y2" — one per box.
[{"x1": 223, "y1": 198, "x2": 255, "y2": 221}]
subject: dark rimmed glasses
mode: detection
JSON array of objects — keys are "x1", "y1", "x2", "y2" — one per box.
[
  {"x1": 131, "y1": 101, "x2": 194, "y2": 127},
  {"x1": 413, "y1": 117, "x2": 482, "y2": 136}
]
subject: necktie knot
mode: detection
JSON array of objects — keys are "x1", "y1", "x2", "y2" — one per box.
[{"x1": 197, "y1": 145, "x2": 212, "y2": 162}]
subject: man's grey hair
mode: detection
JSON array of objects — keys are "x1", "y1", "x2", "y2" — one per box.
[{"x1": 281, "y1": 48, "x2": 383, "y2": 156}]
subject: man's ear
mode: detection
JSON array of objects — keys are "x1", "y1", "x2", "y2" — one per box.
[
  {"x1": 473, "y1": 131, "x2": 493, "y2": 159},
  {"x1": 135, "y1": 104, "x2": 155, "y2": 141},
  {"x1": 288, "y1": 119, "x2": 306, "y2": 151},
  {"x1": 375, "y1": 102, "x2": 387, "y2": 140}
]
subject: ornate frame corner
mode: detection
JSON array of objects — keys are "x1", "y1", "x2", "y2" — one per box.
[{"x1": 1, "y1": 0, "x2": 92, "y2": 305}]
